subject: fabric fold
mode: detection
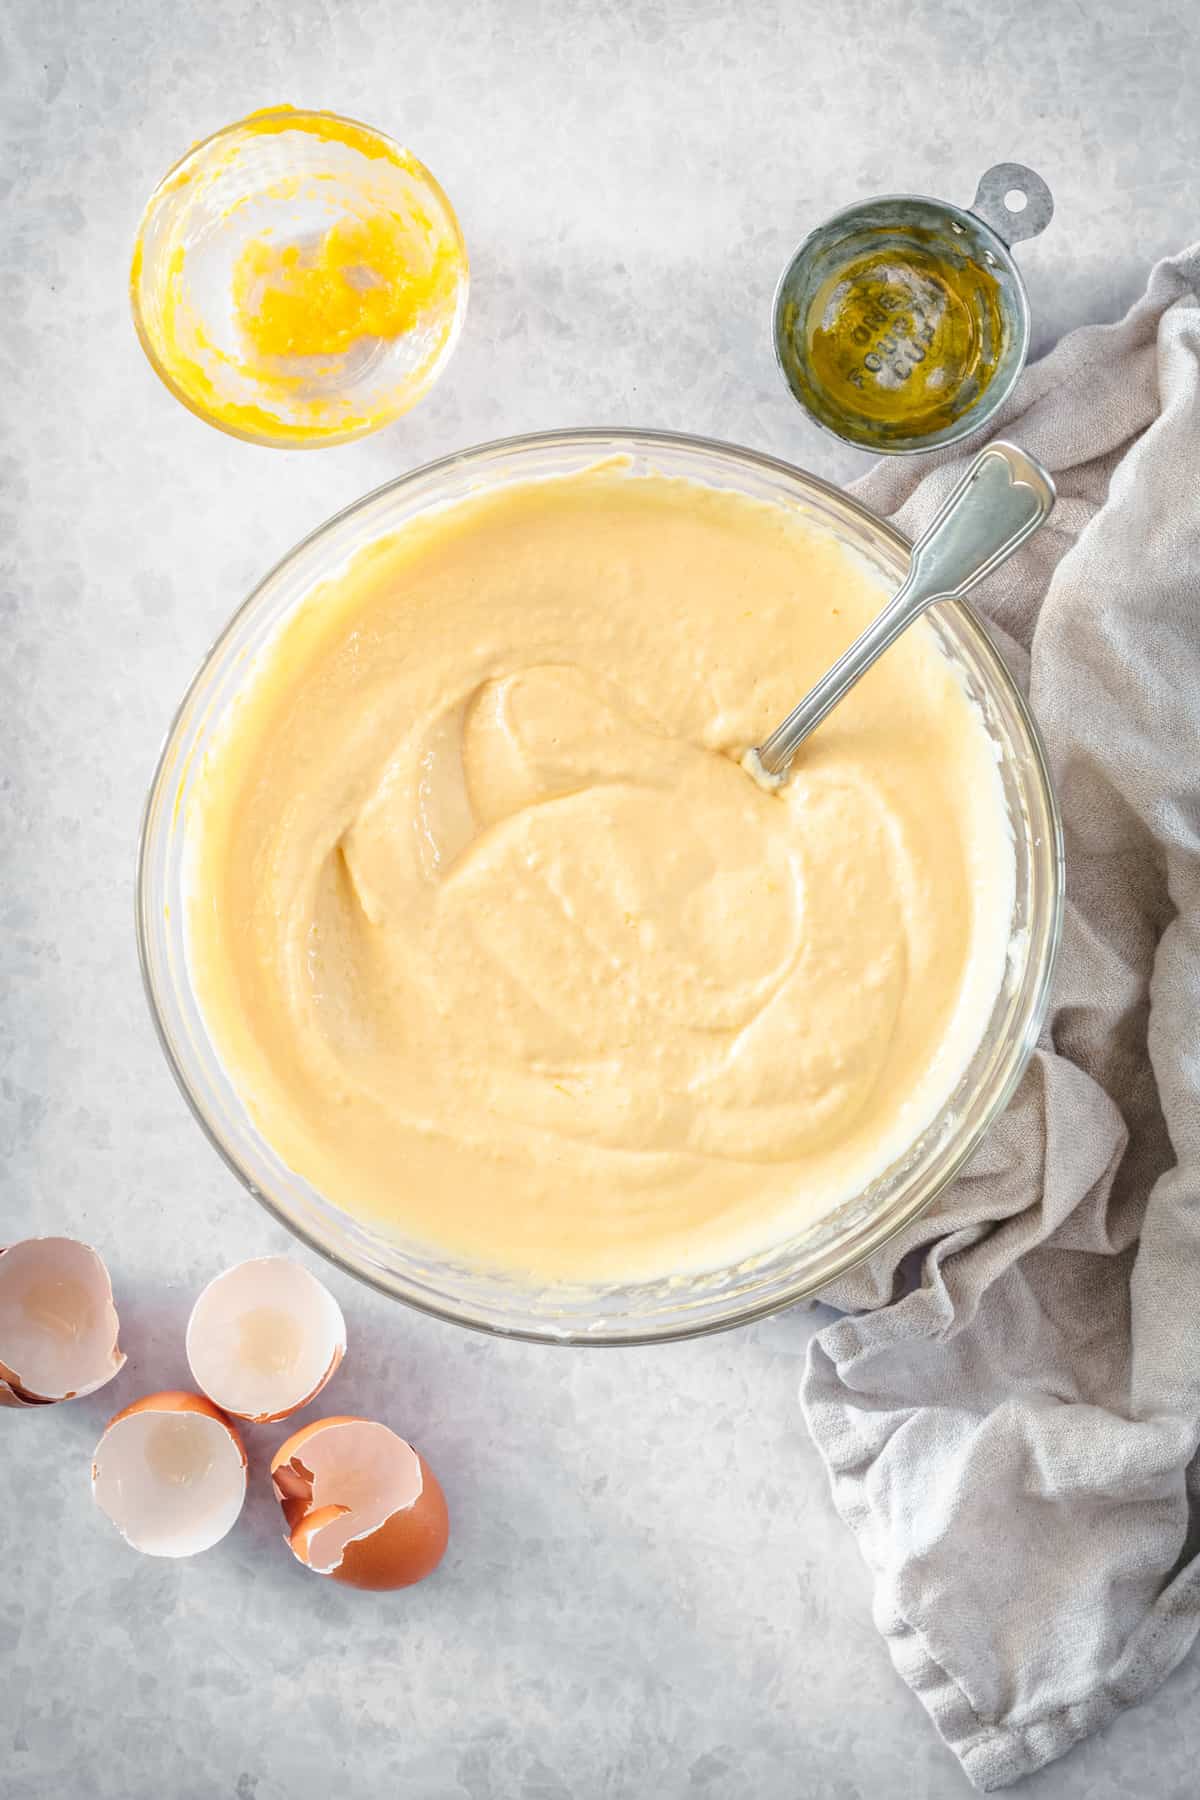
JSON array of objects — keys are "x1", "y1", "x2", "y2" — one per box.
[{"x1": 801, "y1": 244, "x2": 1200, "y2": 1790}]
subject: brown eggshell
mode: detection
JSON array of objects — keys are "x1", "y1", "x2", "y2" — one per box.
[
  {"x1": 0, "y1": 1237, "x2": 125, "y2": 1406},
  {"x1": 92, "y1": 1390, "x2": 248, "y2": 1558},
  {"x1": 288, "y1": 1502, "x2": 351, "y2": 1563},
  {"x1": 0, "y1": 1359, "x2": 34, "y2": 1408},
  {"x1": 335, "y1": 1456, "x2": 449, "y2": 1591},
  {"x1": 271, "y1": 1414, "x2": 449, "y2": 1590},
  {"x1": 269, "y1": 1412, "x2": 358, "y2": 1471},
  {"x1": 185, "y1": 1257, "x2": 346, "y2": 1423},
  {"x1": 102, "y1": 1388, "x2": 246, "y2": 1441}
]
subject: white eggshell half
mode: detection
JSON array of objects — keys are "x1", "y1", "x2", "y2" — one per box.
[
  {"x1": 0, "y1": 1237, "x2": 125, "y2": 1406},
  {"x1": 92, "y1": 1394, "x2": 247, "y2": 1557},
  {"x1": 185, "y1": 1256, "x2": 346, "y2": 1423}
]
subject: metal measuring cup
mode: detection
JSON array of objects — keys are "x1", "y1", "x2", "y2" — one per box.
[{"x1": 772, "y1": 163, "x2": 1053, "y2": 455}]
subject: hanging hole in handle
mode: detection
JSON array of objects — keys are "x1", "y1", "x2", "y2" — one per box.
[{"x1": 969, "y1": 163, "x2": 1053, "y2": 247}]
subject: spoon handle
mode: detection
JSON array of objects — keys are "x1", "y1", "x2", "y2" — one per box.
[{"x1": 753, "y1": 441, "x2": 1056, "y2": 781}]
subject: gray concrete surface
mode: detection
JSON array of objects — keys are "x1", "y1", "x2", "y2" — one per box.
[{"x1": 2, "y1": 1, "x2": 1198, "y2": 1794}]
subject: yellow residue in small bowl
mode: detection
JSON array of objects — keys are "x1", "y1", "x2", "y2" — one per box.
[
  {"x1": 131, "y1": 107, "x2": 468, "y2": 448},
  {"x1": 232, "y1": 213, "x2": 460, "y2": 362}
]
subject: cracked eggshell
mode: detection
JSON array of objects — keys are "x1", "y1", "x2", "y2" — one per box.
[
  {"x1": 0, "y1": 1237, "x2": 125, "y2": 1407},
  {"x1": 92, "y1": 1390, "x2": 247, "y2": 1557},
  {"x1": 185, "y1": 1255, "x2": 346, "y2": 1423},
  {"x1": 271, "y1": 1415, "x2": 449, "y2": 1590}
]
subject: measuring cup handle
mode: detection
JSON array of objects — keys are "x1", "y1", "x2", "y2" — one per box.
[{"x1": 970, "y1": 163, "x2": 1054, "y2": 247}]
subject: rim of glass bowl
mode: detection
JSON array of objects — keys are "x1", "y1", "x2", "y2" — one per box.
[
  {"x1": 129, "y1": 106, "x2": 470, "y2": 450},
  {"x1": 136, "y1": 427, "x2": 1064, "y2": 1345}
]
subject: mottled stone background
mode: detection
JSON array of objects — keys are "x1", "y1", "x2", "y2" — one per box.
[{"x1": 2, "y1": 2, "x2": 1197, "y2": 1795}]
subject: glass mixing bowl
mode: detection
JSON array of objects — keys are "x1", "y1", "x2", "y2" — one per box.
[{"x1": 137, "y1": 430, "x2": 1062, "y2": 1344}]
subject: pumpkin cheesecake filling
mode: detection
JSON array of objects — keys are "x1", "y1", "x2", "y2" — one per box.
[{"x1": 186, "y1": 467, "x2": 1014, "y2": 1282}]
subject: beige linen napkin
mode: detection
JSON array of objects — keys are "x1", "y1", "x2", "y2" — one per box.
[{"x1": 801, "y1": 244, "x2": 1200, "y2": 1789}]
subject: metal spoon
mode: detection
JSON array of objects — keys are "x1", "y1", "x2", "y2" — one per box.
[{"x1": 748, "y1": 441, "x2": 1055, "y2": 784}]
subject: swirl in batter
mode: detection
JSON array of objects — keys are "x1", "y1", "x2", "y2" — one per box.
[{"x1": 187, "y1": 468, "x2": 1013, "y2": 1280}]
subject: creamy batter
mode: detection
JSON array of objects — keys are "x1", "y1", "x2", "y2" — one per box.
[{"x1": 188, "y1": 468, "x2": 1014, "y2": 1281}]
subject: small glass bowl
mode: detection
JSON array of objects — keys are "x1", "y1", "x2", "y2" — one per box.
[
  {"x1": 137, "y1": 429, "x2": 1063, "y2": 1345},
  {"x1": 130, "y1": 107, "x2": 468, "y2": 448}
]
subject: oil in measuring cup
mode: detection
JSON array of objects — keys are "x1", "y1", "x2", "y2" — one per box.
[
  {"x1": 800, "y1": 232, "x2": 1005, "y2": 435},
  {"x1": 773, "y1": 164, "x2": 1053, "y2": 455}
]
